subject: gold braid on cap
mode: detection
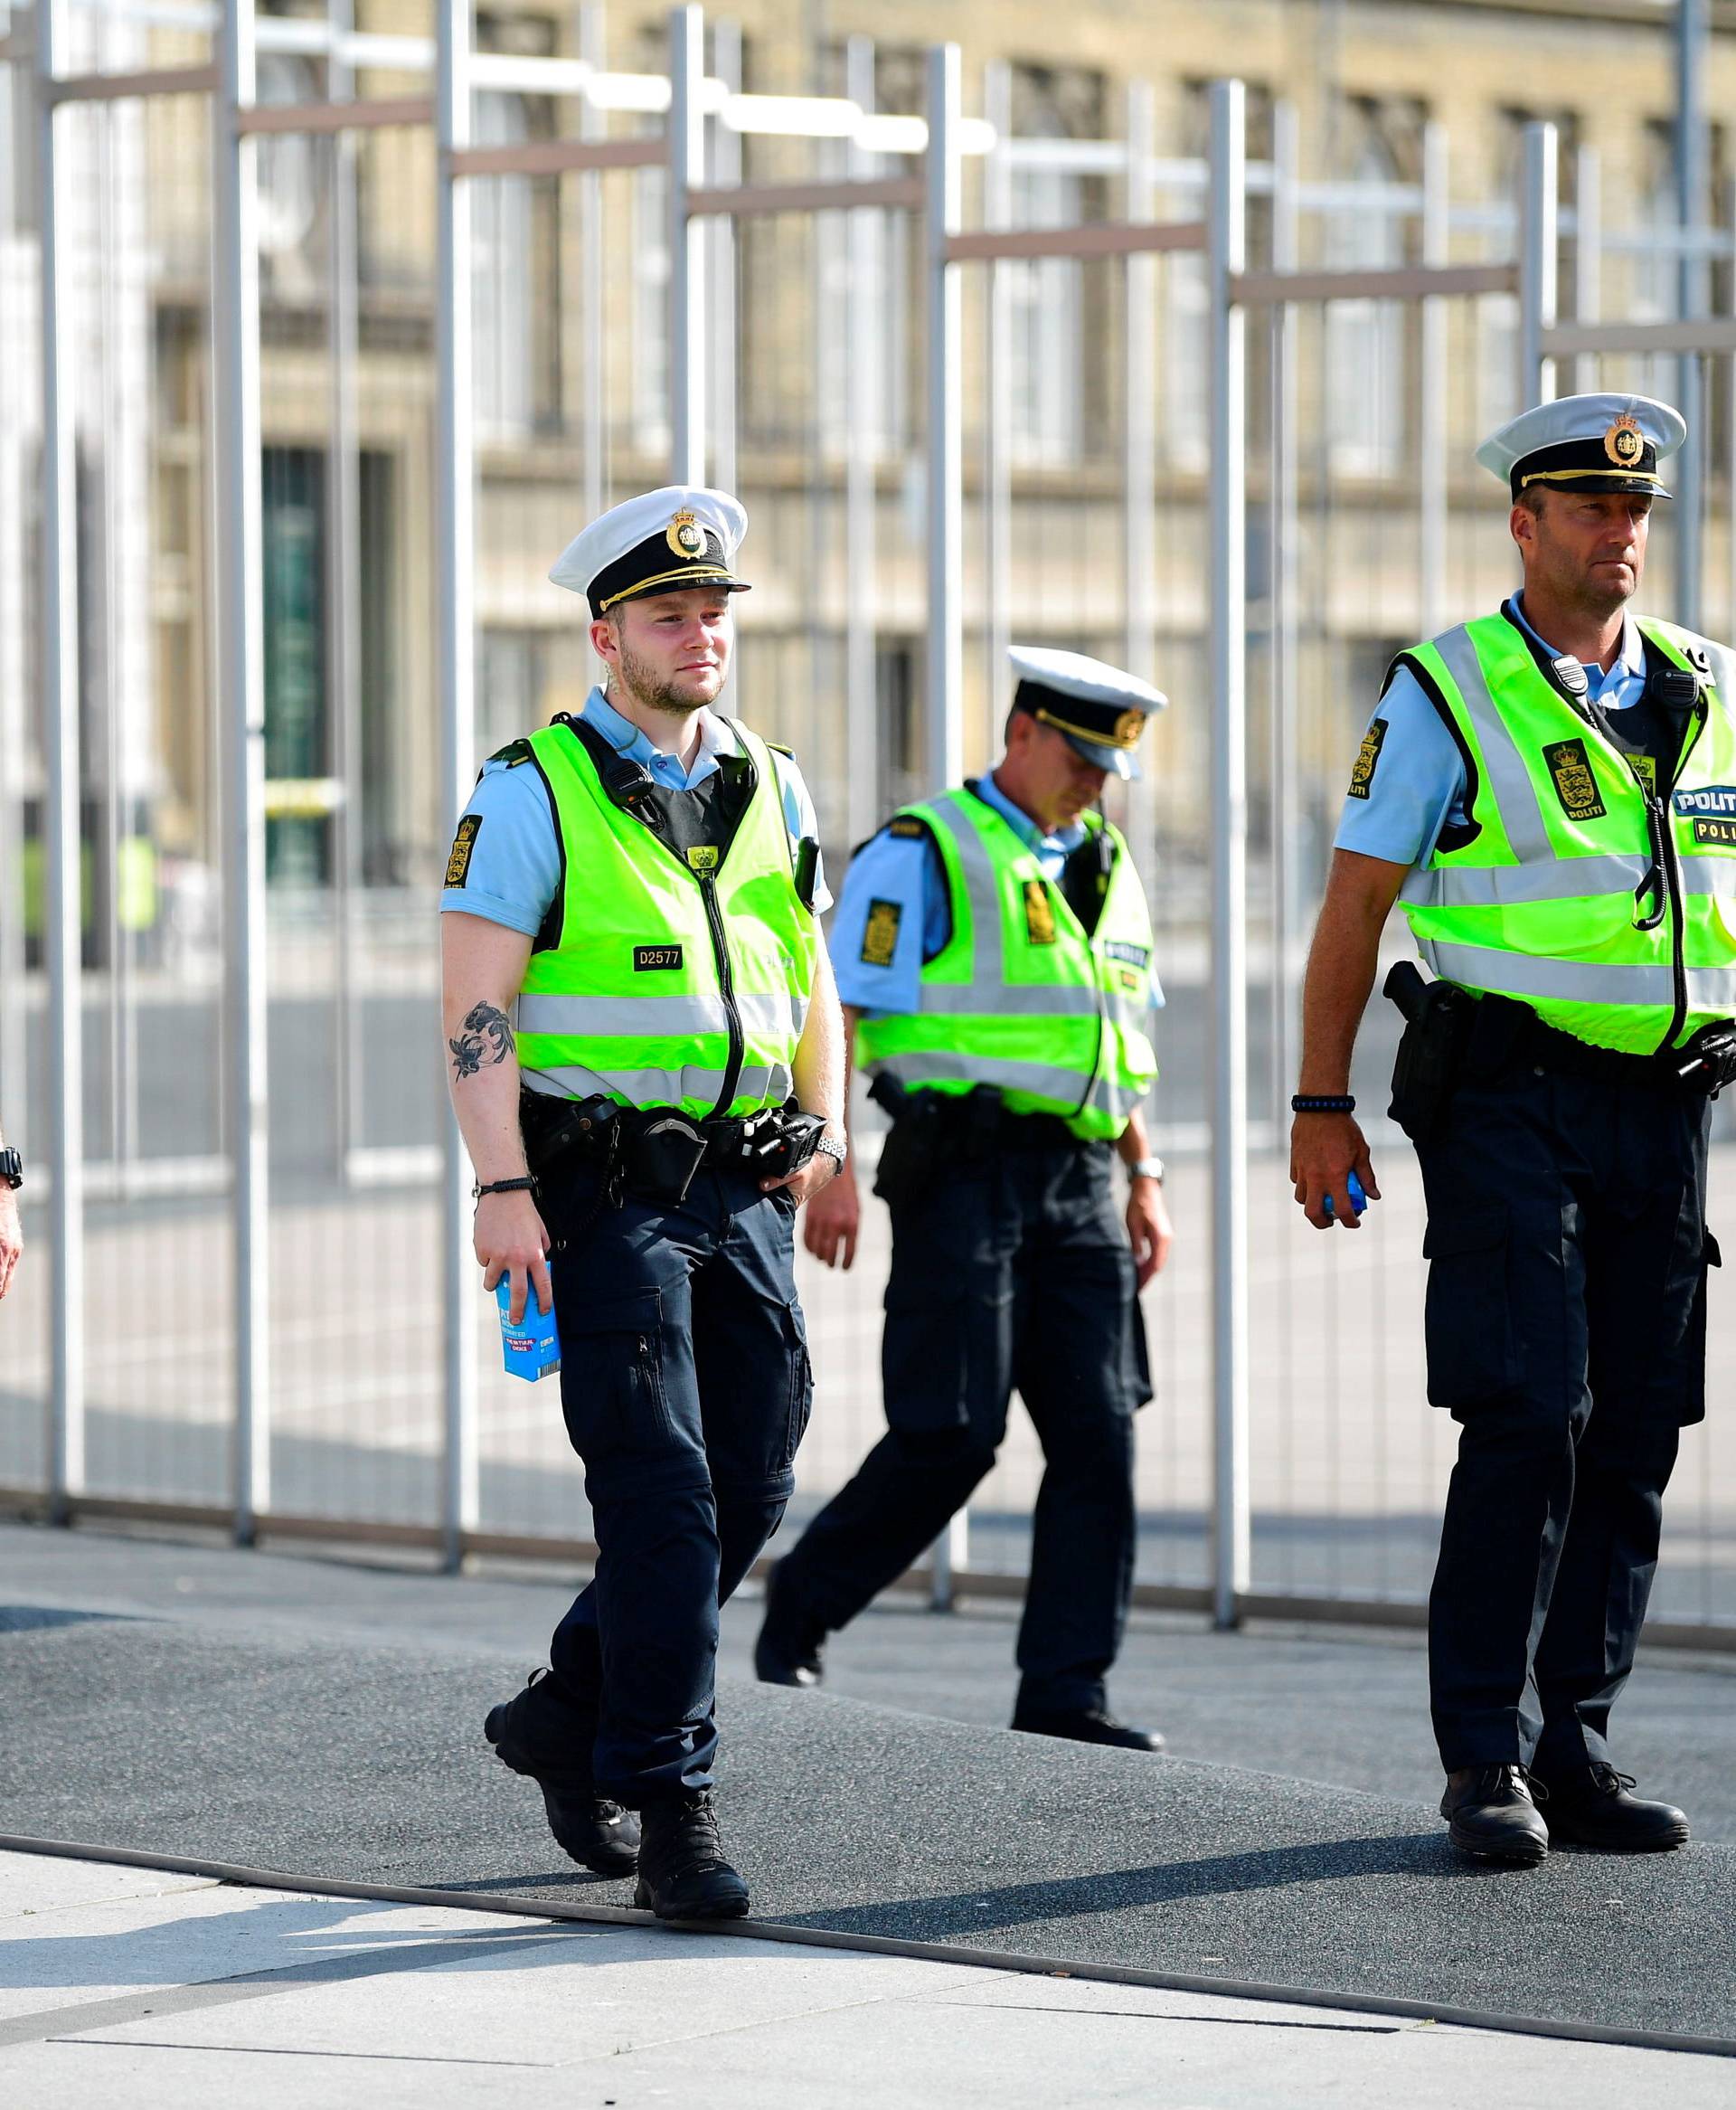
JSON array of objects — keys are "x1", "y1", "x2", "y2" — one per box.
[{"x1": 1033, "y1": 705, "x2": 1146, "y2": 751}]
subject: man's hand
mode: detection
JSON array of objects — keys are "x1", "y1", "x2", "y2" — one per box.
[
  {"x1": 761, "y1": 1145, "x2": 842, "y2": 1215},
  {"x1": 0, "y1": 1187, "x2": 20, "y2": 1303},
  {"x1": 802, "y1": 1163, "x2": 860, "y2": 1269},
  {"x1": 475, "y1": 1188, "x2": 552, "y2": 1321},
  {"x1": 1289, "y1": 1112, "x2": 1381, "y2": 1230},
  {"x1": 1127, "y1": 1174, "x2": 1174, "y2": 1290}
]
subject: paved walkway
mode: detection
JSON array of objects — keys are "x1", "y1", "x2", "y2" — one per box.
[{"x1": 3, "y1": 1850, "x2": 1731, "y2": 2109}]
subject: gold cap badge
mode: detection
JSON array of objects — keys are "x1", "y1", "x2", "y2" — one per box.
[
  {"x1": 1604, "y1": 414, "x2": 1645, "y2": 469},
  {"x1": 666, "y1": 509, "x2": 707, "y2": 560},
  {"x1": 1112, "y1": 708, "x2": 1146, "y2": 748}
]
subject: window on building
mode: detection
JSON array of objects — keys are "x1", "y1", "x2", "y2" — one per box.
[
  {"x1": 1481, "y1": 106, "x2": 1580, "y2": 433},
  {"x1": 1006, "y1": 64, "x2": 1107, "y2": 467},
  {"x1": 1325, "y1": 103, "x2": 1418, "y2": 478}
]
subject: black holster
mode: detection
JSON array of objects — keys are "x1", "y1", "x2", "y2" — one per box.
[
  {"x1": 1385, "y1": 961, "x2": 1475, "y2": 1142},
  {"x1": 870, "y1": 1079, "x2": 947, "y2": 1208}
]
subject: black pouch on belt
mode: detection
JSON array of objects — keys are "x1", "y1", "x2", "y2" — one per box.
[
  {"x1": 873, "y1": 1090, "x2": 948, "y2": 1209},
  {"x1": 623, "y1": 1112, "x2": 709, "y2": 1206},
  {"x1": 1384, "y1": 961, "x2": 1475, "y2": 1143}
]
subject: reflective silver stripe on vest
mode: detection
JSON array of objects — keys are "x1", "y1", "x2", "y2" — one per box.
[
  {"x1": 869, "y1": 1049, "x2": 1096, "y2": 1103},
  {"x1": 909, "y1": 982, "x2": 1101, "y2": 1018},
  {"x1": 1407, "y1": 850, "x2": 1654, "y2": 910},
  {"x1": 1420, "y1": 940, "x2": 1676, "y2": 1007},
  {"x1": 1686, "y1": 965, "x2": 1736, "y2": 1011},
  {"x1": 1678, "y1": 856, "x2": 1736, "y2": 900},
  {"x1": 518, "y1": 990, "x2": 804, "y2": 1042},
  {"x1": 926, "y1": 796, "x2": 1012, "y2": 1007},
  {"x1": 523, "y1": 1061, "x2": 791, "y2": 1109},
  {"x1": 1433, "y1": 623, "x2": 1554, "y2": 864}
]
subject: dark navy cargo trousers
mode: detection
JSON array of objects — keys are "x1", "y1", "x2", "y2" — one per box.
[
  {"x1": 1416, "y1": 1062, "x2": 1713, "y2": 1774},
  {"x1": 772, "y1": 1141, "x2": 1147, "y2": 1717},
  {"x1": 539, "y1": 1162, "x2": 812, "y2": 1807}
]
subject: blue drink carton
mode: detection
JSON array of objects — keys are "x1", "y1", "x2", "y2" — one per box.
[{"x1": 495, "y1": 1274, "x2": 561, "y2": 1382}]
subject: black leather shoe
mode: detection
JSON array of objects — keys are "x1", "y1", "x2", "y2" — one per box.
[
  {"x1": 485, "y1": 1671, "x2": 640, "y2": 1878},
  {"x1": 1533, "y1": 1763, "x2": 1690, "y2": 1852},
  {"x1": 1439, "y1": 1765, "x2": 1550, "y2": 1866},
  {"x1": 634, "y1": 1792, "x2": 750, "y2": 1921},
  {"x1": 753, "y1": 1561, "x2": 826, "y2": 1689},
  {"x1": 1010, "y1": 1707, "x2": 1165, "y2": 1753}
]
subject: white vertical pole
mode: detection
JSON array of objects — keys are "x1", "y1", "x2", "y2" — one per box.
[
  {"x1": 843, "y1": 33, "x2": 881, "y2": 851},
  {"x1": 924, "y1": 43, "x2": 963, "y2": 793},
  {"x1": 707, "y1": 14, "x2": 739, "y2": 499},
  {"x1": 666, "y1": 4, "x2": 704, "y2": 484},
  {"x1": 578, "y1": 3, "x2": 607, "y2": 525},
  {"x1": 1418, "y1": 122, "x2": 1448, "y2": 641},
  {"x1": 1675, "y1": 0, "x2": 1708, "y2": 635},
  {"x1": 1207, "y1": 79, "x2": 1249, "y2": 1632},
  {"x1": 1123, "y1": 80, "x2": 1156, "y2": 690},
  {"x1": 1726, "y1": 178, "x2": 1736, "y2": 642},
  {"x1": 436, "y1": 0, "x2": 479, "y2": 1571},
  {"x1": 328, "y1": 0, "x2": 364, "y2": 1174},
  {"x1": 983, "y1": 62, "x2": 1012, "y2": 715},
  {"x1": 213, "y1": 0, "x2": 271, "y2": 1541},
  {"x1": 1518, "y1": 122, "x2": 1558, "y2": 412},
  {"x1": 36, "y1": 0, "x2": 83, "y2": 1523},
  {"x1": 1269, "y1": 98, "x2": 1300, "y2": 1123},
  {"x1": 1572, "y1": 146, "x2": 1601, "y2": 400}
]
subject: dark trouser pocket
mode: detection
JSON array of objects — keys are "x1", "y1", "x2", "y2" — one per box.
[
  {"x1": 557, "y1": 1285, "x2": 676, "y2": 1465},
  {"x1": 1679, "y1": 1230, "x2": 1720, "y2": 1427},
  {"x1": 1422, "y1": 1202, "x2": 1519, "y2": 1413}
]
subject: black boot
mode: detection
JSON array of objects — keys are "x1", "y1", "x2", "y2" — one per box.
[
  {"x1": 634, "y1": 1792, "x2": 750, "y2": 1921},
  {"x1": 753, "y1": 1560, "x2": 826, "y2": 1689},
  {"x1": 1533, "y1": 1763, "x2": 1690, "y2": 1852},
  {"x1": 1439, "y1": 1765, "x2": 1550, "y2": 1866},
  {"x1": 1011, "y1": 1706, "x2": 1165, "y2": 1753},
  {"x1": 485, "y1": 1669, "x2": 640, "y2": 1877}
]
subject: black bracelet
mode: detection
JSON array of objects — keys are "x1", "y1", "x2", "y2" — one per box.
[
  {"x1": 1290, "y1": 1093, "x2": 1355, "y2": 1114},
  {"x1": 473, "y1": 1175, "x2": 539, "y2": 1200}
]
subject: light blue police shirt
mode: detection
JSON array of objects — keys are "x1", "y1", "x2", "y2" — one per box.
[
  {"x1": 830, "y1": 773, "x2": 1165, "y2": 1017},
  {"x1": 1334, "y1": 596, "x2": 1649, "y2": 866},
  {"x1": 439, "y1": 687, "x2": 831, "y2": 935}
]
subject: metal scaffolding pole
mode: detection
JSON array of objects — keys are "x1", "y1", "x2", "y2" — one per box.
[
  {"x1": 1518, "y1": 122, "x2": 1558, "y2": 412},
  {"x1": 1207, "y1": 78, "x2": 1249, "y2": 1630},
  {"x1": 708, "y1": 14, "x2": 739, "y2": 499},
  {"x1": 1675, "y1": 0, "x2": 1708, "y2": 633},
  {"x1": 982, "y1": 62, "x2": 1012, "y2": 724},
  {"x1": 843, "y1": 33, "x2": 881, "y2": 853},
  {"x1": 1572, "y1": 146, "x2": 1601, "y2": 400},
  {"x1": 213, "y1": 0, "x2": 271, "y2": 1541},
  {"x1": 924, "y1": 43, "x2": 963, "y2": 795},
  {"x1": 436, "y1": 0, "x2": 479, "y2": 1570},
  {"x1": 1269, "y1": 98, "x2": 1300, "y2": 1125},
  {"x1": 1418, "y1": 123, "x2": 1448, "y2": 642},
  {"x1": 578, "y1": 3, "x2": 607, "y2": 525},
  {"x1": 36, "y1": 0, "x2": 84, "y2": 1522},
  {"x1": 328, "y1": 0, "x2": 365, "y2": 1176},
  {"x1": 667, "y1": 3, "x2": 704, "y2": 484}
]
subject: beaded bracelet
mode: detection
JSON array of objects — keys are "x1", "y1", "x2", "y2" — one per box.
[{"x1": 1290, "y1": 1094, "x2": 1355, "y2": 1114}]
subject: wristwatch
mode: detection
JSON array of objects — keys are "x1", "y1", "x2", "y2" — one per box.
[
  {"x1": 815, "y1": 1131, "x2": 848, "y2": 1169},
  {"x1": 0, "y1": 1148, "x2": 22, "y2": 1191},
  {"x1": 1127, "y1": 1155, "x2": 1165, "y2": 1184}
]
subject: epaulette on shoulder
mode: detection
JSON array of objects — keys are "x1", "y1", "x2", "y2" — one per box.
[
  {"x1": 487, "y1": 737, "x2": 535, "y2": 768},
  {"x1": 764, "y1": 739, "x2": 795, "y2": 759},
  {"x1": 887, "y1": 815, "x2": 929, "y2": 839}
]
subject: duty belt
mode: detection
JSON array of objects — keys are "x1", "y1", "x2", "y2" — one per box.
[
  {"x1": 520, "y1": 1089, "x2": 822, "y2": 1209},
  {"x1": 1481, "y1": 994, "x2": 1736, "y2": 1094}
]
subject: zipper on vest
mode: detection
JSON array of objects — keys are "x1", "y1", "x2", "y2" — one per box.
[
  {"x1": 1654, "y1": 698, "x2": 1707, "y2": 1050},
  {"x1": 698, "y1": 870, "x2": 747, "y2": 1117}
]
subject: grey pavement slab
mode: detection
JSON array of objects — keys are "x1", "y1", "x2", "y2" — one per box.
[
  {"x1": 0, "y1": 1613, "x2": 1732, "y2": 2048},
  {"x1": 2, "y1": 1850, "x2": 1732, "y2": 2110}
]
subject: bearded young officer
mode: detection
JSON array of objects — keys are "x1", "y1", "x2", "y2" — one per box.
[
  {"x1": 1290, "y1": 394, "x2": 1736, "y2": 1866},
  {"x1": 439, "y1": 487, "x2": 844, "y2": 1921},
  {"x1": 754, "y1": 648, "x2": 1175, "y2": 1747}
]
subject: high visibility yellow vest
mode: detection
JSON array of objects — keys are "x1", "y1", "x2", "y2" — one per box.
[
  {"x1": 854, "y1": 787, "x2": 1157, "y2": 1141},
  {"x1": 1397, "y1": 610, "x2": 1736, "y2": 1053},
  {"x1": 515, "y1": 720, "x2": 819, "y2": 1116}
]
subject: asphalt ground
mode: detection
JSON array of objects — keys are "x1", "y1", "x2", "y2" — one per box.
[{"x1": 1, "y1": 1526, "x2": 1733, "y2": 2049}]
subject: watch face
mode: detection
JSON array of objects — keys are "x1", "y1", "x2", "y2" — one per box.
[{"x1": 0, "y1": 1149, "x2": 21, "y2": 1189}]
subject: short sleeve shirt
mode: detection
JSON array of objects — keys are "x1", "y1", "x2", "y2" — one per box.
[
  {"x1": 1333, "y1": 599, "x2": 1651, "y2": 868},
  {"x1": 829, "y1": 774, "x2": 1165, "y2": 1017},
  {"x1": 439, "y1": 687, "x2": 831, "y2": 935}
]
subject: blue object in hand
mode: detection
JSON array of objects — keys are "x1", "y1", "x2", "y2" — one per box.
[
  {"x1": 496, "y1": 1273, "x2": 561, "y2": 1382},
  {"x1": 1323, "y1": 1170, "x2": 1368, "y2": 1221}
]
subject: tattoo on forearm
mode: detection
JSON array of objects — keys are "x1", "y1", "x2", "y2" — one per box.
[{"x1": 449, "y1": 1001, "x2": 514, "y2": 1081}]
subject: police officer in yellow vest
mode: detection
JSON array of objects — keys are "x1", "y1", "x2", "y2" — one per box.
[
  {"x1": 1292, "y1": 394, "x2": 1734, "y2": 1866},
  {"x1": 439, "y1": 487, "x2": 844, "y2": 1920},
  {"x1": 755, "y1": 649, "x2": 1175, "y2": 1748}
]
